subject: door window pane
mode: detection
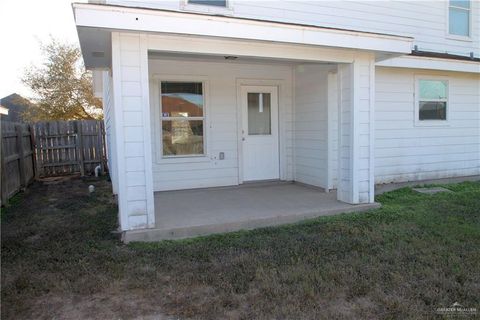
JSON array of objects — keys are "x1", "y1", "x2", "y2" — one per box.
[
  {"x1": 161, "y1": 82, "x2": 203, "y2": 117},
  {"x1": 419, "y1": 101, "x2": 447, "y2": 120},
  {"x1": 248, "y1": 93, "x2": 271, "y2": 135},
  {"x1": 162, "y1": 120, "x2": 204, "y2": 155}
]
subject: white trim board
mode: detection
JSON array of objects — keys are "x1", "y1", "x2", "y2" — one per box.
[
  {"x1": 73, "y1": 3, "x2": 413, "y2": 55},
  {"x1": 111, "y1": 32, "x2": 129, "y2": 230},
  {"x1": 377, "y1": 56, "x2": 480, "y2": 74}
]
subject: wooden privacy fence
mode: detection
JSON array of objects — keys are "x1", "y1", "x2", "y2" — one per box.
[
  {"x1": 1, "y1": 120, "x2": 107, "y2": 204},
  {"x1": 1, "y1": 122, "x2": 36, "y2": 204},
  {"x1": 34, "y1": 120, "x2": 106, "y2": 177}
]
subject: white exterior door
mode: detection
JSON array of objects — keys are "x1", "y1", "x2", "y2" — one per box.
[{"x1": 241, "y1": 86, "x2": 279, "y2": 182}]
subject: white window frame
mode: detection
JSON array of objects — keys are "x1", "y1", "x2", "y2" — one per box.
[
  {"x1": 446, "y1": 0, "x2": 472, "y2": 41},
  {"x1": 414, "y1": 75, "x2": 450, "y2": 127},
  {"x1": 181, "y1": 0, "x2": 233, "y2": 15},
  {"x1": 152, "y1": 75, "x2": 210, "y2": 163}
]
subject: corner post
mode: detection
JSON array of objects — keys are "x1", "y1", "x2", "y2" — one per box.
[
  {"x1": 111, "y1": 32, "x2": 155, "y2": 232},
  {"x1": 337, "y1": 53, "x2": 375, "y2": 204}
]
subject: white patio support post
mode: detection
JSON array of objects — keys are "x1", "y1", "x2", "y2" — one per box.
[
  {"x1": 337, "y1": 53, "x2": 376, "y2": 204},
  {"x1": 111, "y1": 32, "x2": 155, "y2": 230}
]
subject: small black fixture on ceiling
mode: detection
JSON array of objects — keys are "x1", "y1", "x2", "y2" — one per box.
[
  {"x1": 224, "y1": 56, "x2": 238, "y2": 60},
  {"x1": 92, "y1": 51, "x2": 105, "y2": 58}
]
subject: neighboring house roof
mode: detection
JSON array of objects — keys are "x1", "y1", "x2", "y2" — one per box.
[
  {"x1": 0, "y1": 105, "x2": 8, "y2": 116},
  {"x1": 0, "y1": 93, "x2": 33, "y2": 122},
  {"x1": 162, "y1": 95, "x2": 203, "y2": 117}
]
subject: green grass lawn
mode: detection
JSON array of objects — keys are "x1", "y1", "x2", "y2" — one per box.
[{"x1": 1, "y1": 178, "x2": 479, "y2": 319}]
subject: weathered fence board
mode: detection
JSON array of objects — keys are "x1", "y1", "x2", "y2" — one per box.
[
  {"x1": 34, "y1": 120, "x2": 106, "y2": 177},
  {"x1": 1, "y1": 120, "x2": 107, "y2": 205},
  {"x1": 1, "y1": 122, "x2": 35, "y2": 205}
]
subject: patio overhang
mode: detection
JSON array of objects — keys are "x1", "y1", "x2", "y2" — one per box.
[
  {"x1": 72, "y1": 2, "x2": 413, "y2": 69},
  {"x1": 74, "y1": 4, "x2": 393, "y2": 233}
]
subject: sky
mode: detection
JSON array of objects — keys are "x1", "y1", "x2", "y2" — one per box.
[{"x1": 0, "y1": 0, "x2": 86, "y2": 99}]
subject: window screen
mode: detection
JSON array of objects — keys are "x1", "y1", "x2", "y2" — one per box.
[{"x1": 189, "y1": 0, "x2": 227, "y2": 7}]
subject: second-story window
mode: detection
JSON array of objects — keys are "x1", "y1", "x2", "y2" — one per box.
[
  {"x1": 188, "y1": 0, "x2": 227, "y2": 7},
  {"x1": 449, "y1": 0, "x2": 470, "y2": 37}
]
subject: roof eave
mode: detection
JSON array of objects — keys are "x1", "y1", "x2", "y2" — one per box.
[{"x1": 73, "y1": 2, "x2": 413, "y2": 69}]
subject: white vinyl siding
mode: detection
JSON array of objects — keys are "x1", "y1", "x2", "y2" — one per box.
[
  {"x1": 102, "y1": 71, "x2": 118, "y2": 194},
  {"x1": 149, "y1": 57, "x2": 294, "y2": 191},
  {"x1": 294, "y1": 65, "x2": 335, "y2": 189},
  {"x1": 375, "y1": 67, "x2": 480, "y2": 184},
  {"x1": 337, "y1": 56, "x2": 375, "y2": 204},
  {"x1": 111, "y1": 33, "x2": 155, "y2": 230},
  {"x1": 102, "y1": 0, "x2": 479, "y2": 59}
]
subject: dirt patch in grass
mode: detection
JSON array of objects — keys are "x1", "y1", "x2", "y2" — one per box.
[{"x1": 2, "y1": 178, "x2": 480, "y2": 319}]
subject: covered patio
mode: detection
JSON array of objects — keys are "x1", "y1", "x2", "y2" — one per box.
[
  {"x1": 74, "y1": 3, "x2": 412, "y2": 239},
  {"x1": 124, "y1": 183, "x2": 380, "y2": 242}
]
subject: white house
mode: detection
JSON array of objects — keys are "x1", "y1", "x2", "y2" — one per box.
[{"x1": 73, "y1": 0, "x2": 480, "y2": 241}]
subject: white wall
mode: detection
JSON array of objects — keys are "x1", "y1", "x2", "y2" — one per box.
[
  {"x1": 337, "y1": 55, "x2": 376, "y2": 204},
  {"x1": 102, "y1": 0, "x2": 479, "y2": 59},
  {"x1": 337, "y1": 63, "x2": 353, "y2": 201},
  {"x1": 102, "y1": 71, "x2": 119, "y2": 194},
  {"x1": 111, "y1": 32, "x2": 155, "y2": 230},
  {"x1": 375, "y1": 68, "x2": 480, "y2": 183},
  {"x1": 327, "y1": 72, "x2": 339, "y2": 190},
  {"x1": 148, "y1": 54, "x2": 378, "y2": 203},
  {"x1": 148, "y1": 57, "x2": 294, "y2": 191},
  {"x1": 294, "y1": 64, "x2": 335, "y2": 189}
]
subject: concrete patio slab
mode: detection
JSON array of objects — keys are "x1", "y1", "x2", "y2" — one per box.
[
  {"x1": 412, "y1": 187, "x2": 452, "y2": 194},
  {"x1": 123, "y1": 182, "x2": 380, "y2": 242}
]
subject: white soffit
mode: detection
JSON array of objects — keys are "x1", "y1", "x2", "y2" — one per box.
[
  {"x1": 73, "y1": 3, "x2": 413, "y2": 55},
  {"x1": 377, "y1": 56, "x2": 480, "y2": 74},
  {"x1": 77, "y1": 27, "x2": 112, "y2": 69}
]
